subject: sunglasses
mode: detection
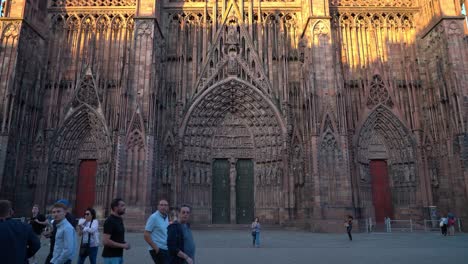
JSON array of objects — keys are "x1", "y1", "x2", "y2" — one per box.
[{"x1": 84, "y1": 213, "x2": 90, "y2": 216}]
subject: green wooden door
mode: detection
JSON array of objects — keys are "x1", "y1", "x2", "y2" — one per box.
[
  {"x1": 212, "y1": 159, "x2": 230, "y2": 223},
  {"x1": 236, "y1": 159, "x2": 254, "y2": 224}
]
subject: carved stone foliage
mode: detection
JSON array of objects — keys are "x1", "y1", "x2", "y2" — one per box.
[
  {"x1": 50, "y1": 0, "x2": 136, "y2": 7},
  {"x1": 181, "y1": 78, "x2": 285, "y2": 208},
  {"x1": 330, "y1": 0, "x2": 415, "y2": 7},
  {"x1": 367, "y1": 75, "x2": 393, "y2": 108},
  {"x1": 357, "y1": 106, "x2": 417, "y2": 207}
]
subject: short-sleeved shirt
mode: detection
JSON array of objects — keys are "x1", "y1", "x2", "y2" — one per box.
[
  {"x1": 182, "y1": 224, "x2": 195, "y2": 261},
  {"x1": 30, "y1": 213, "x2": 46, "y2": 235},
  {"x1": 102, "y1": 214, "x2": 125, "y2": 258},
  {"x1": 145, "y1": 211, "x2": 169, "y2": 250}
]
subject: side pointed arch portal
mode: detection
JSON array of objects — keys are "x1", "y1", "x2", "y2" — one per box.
[
  {"x1": 357, "y1": 106, "x2": 418, "y2": 221},
  {"x1": 47, "y1": 69, "x2": 112, "y2": 216}
]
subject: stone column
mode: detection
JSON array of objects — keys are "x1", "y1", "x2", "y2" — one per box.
[{"x1": 229, "y1": 158, "x2": 237, "y2": 224}]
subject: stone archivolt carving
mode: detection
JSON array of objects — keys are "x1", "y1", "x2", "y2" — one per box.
[
  {"x1": 181, "y1": 78, "x2": 285, "y2": 207},
  {"x1": 50, "y1": 0, "x2": 136, "y2": 7}
]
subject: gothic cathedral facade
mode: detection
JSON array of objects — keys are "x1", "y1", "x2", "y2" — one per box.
[{"x1": 0, "y1": 0, "x2": 467, "y2": 230}]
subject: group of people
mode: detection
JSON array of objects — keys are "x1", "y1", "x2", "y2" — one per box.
[
  {"x1": 1, "y1": 196, "x2": 360, "y2": 264},
  {"x1": 439, "y1": 213, "x2": 457, "y2": 236},
  {"x1": 0, "y1": 198, "x2": 197, "y2": 264}
]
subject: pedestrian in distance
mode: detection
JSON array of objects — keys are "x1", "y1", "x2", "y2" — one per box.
[
  {"x1": 29, "y1": 204, "x2": 47, "y2": 264},
  {"x1": 77, "y1": 208, "x2": 99, "y2": 264},
  {"x1": 0, "y1": 200, "x2": 40, "y2": 264},
  {"x1": 344, "y1": 215, "x2": 353, "y2": 241},
  {"x1": 102, "y1": 198, "x2": 130, "y2": 264},
  {"x1": 251, "y1": 217, "x2": 261, "y2": 247},
  {"x1": 439, "y1": 215, "x2": 448, "y2": 236},
  {"x1": 50, "y1": 202, "x2": 77, "y2": 264},
  {"x1": 167, "y1": 205, "x2": 196, "y2": 264},
  {"x1": 447, "y1": 213, "x2": 456, "y2": 236},
  {"x1": 144, "y1": 199, "x2": 170, "y2": 264}
]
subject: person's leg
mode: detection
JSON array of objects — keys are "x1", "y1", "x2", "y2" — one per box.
[
  {"x1": 160, "y1": 249, "x2": 170, "y2": 264},
  {"x1": 255, "y1": 232, "x2": 260, "y2": 247},
  {"x1": 103, "y1": 257, "x2": 123, "y2": 264},
  {"x1": 77, "y1": 255, "x2": 85, "y2": 264},
  {"x1": 88, "y1": 247, "x2": 98, "y2": 264},
  {"x1": 252, "y1": 233, "x2": 256, "y2": 246},
  {"x1": 149, "y1": 250, "x2": 159, "y2": 263},
  {"x1": 44, "y1": 253, "x2": 52, "y2": 264},
  {"x1": 347, "y1": 227, "x2": 352, "y2": 240}
]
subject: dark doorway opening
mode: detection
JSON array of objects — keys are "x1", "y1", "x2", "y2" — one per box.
[
  {"x1": 236, "y1": 159, "x2": 254, "y2": 224},
  {"x1": 370, "y1": 160, "x2": 393, "y2": 222},
  {"x1": 212, "y1": 159, "x2": 230, "y2": 223},
  {"x1": 75, "y1": 160, "x2": 97, "y2": 216}
]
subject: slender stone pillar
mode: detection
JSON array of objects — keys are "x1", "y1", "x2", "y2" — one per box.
[{"x1": 229, "y1": 158, "x2": 237, "y2": 224}]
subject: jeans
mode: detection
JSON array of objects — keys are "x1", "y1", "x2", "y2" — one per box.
[
  {"x1": 103, "y1": 257, "x2": 123, "y2": 264},
  {"x1": 44, "y1": 256, "x2": 71, "y2": 264},
  {"x1": 78, "y1": 246, "x2": 98, "y2": 264},
  {"x1": 346, "y1": 226, "x2": 353, "y2": 241},
  {"x1": 253, "y1": 232, "x2": 260, "y2": 247},
  {"x1": 149, "y1": 249, "x2": 169, "y2": 264}
]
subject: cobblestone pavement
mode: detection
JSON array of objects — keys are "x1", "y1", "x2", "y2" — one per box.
[{"x1": 34, "y1": 229, "x2": 468, "y2": 264}]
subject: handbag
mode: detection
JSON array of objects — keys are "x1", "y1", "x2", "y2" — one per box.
[
  {"x1": 251, "y1": 231, "x2": 256, "y2": 236},
  {"x1": 79, "y1": 220, "x2": 93, "y2": 257}
]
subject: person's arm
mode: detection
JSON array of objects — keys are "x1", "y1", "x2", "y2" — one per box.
[
  {"x1": 144, "y1": 215, "x2": 160, "y2": 252},
  {"x1": 102, "y1": 219, "x2": 128, "y2": 249},
  {"x1": 102, "y1": 233, "x2": 129, "y2": 249},
  {"x1": 26, "y1": 225, "x2": 40, "y2": 258},
  {"x1": 35, "y1": 215, "x2": 48, "y2": 226},
  {"x1": 177, "y1": 251, "x2": 193, "y2": 264},
  {"x1": 82, "y1": 220, "x2": 99, "y2": 234},
  {"x1": 144, "y1": 231, "x2": 160, "y2": 252}
]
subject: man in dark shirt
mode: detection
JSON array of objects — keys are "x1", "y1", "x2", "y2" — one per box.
[
  {"x1": 30, "y1": 204, "x2": 47, "y2": 236},
  {"x1": 44, "y1": 199, "x2": 77, "y2": 264},
  {"x1": 0, "y1": 200, "x2": 40, "y2": 264},
  {"x1": 167, "y1": 205, "x2": 195, "y2": 264},
  {"x1": 29, "y1": 204, "x2": 47, "y2": 264},
  {"x1": 102, "y1": 198, "x2": 130, "y2": 264}
]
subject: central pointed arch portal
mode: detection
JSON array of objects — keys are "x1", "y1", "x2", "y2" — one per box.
[{"x1": 179, "y1": 77, "x2": 288, "y2": 224}]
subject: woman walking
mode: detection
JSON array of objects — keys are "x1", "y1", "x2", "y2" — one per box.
[
  {"x1": 251, "y1": 217, "x2": 261, "y2": 247},
  {"x1": 77, "y1": 208, "x2": 99, "y2": 264},
  {"x1": 344, "y1": 215, "x2": 353, "y2": 241}
]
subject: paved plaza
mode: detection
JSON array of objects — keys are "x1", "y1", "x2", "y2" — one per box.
[{"x1": 34, "y1": 229, "x2": 468, "y2": 264}]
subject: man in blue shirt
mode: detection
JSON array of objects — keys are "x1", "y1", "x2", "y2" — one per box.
[
  {"x1": 50, "y1": 203, "x2": 76, "y2": 264},
  {"x1": 0, "y1": 200, "x2": 40, "y2": 264},
  {"x1": 144, "y1": 199, "x2": 170, "y2": 264}
]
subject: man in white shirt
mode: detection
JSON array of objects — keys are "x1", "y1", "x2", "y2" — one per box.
[{"x1": 144, "y1": 199, "x2": 170, "y2": 264}]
